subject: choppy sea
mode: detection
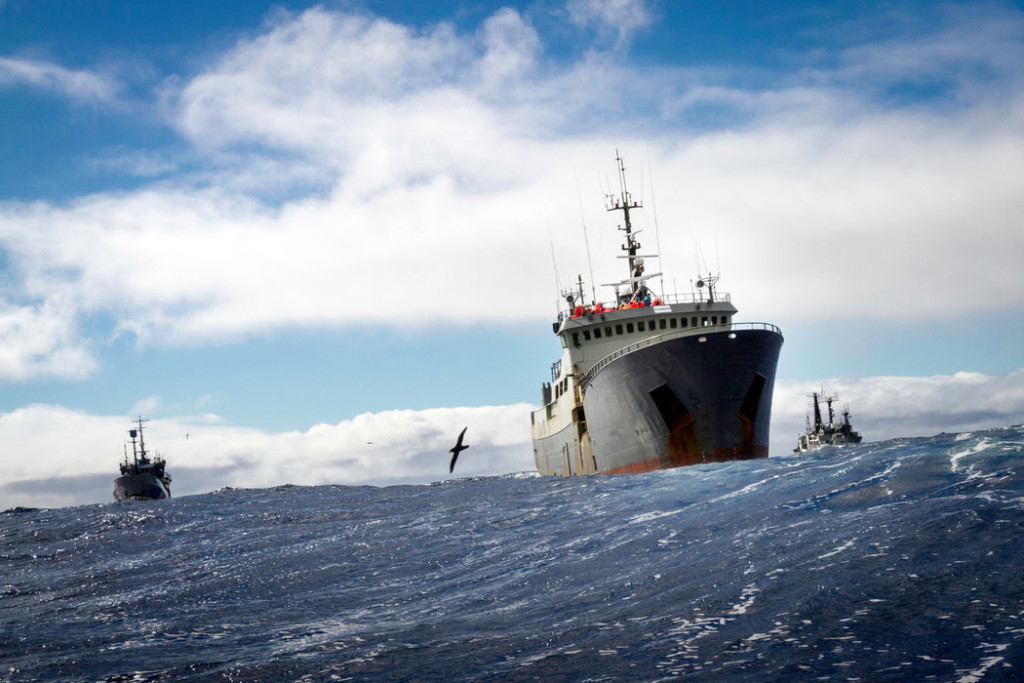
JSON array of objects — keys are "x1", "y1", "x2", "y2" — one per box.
[{"x1": 4, "y1": 426, "x2": 1024, "y2": 681}]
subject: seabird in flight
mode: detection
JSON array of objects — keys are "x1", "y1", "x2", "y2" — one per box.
[{"x1": 449, "y1": 427, "x2": 469, "y2": 473}]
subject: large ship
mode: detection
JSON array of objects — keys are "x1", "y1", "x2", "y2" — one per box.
[
  {"x1": 531, "y1": 155, "x2": 784, "y2": 475},
  {"x1": 794, "y1": 391, "x2": 863, "y2": 453},
  {"x1": 113, "y1": 418, "x2": 172, "y2": 501}
]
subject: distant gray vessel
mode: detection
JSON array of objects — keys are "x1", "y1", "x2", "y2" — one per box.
[
  {"x1": 531, "y1": 154, "x2": 784, "y2": 475},
  {"x1": 794, "y1": 392, "x2": 863, "y2": 453},
  {"x1": 113, "y1": 418, "x2": 172, "y2": 501}
]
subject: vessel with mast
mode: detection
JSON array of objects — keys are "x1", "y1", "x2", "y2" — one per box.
[
  {"x1": 531, "y1": 154, "x2": 784, "y2": 475},
  {"x1": 113, "y1": 418, "x2": 172, "y2": 501},
  {"x1": 794, "y1": 391, "x2": 863, "y2": 453}
]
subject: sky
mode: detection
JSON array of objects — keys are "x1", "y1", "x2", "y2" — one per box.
[{"x1": 1, "y1": 0, "x2": 1023, "y2": 509}]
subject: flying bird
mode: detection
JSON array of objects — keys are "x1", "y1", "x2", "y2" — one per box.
[{"x1": 449, "y1": 427, "x2": 470, "y2": 473}]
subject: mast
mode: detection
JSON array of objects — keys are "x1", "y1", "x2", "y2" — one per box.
[
  {"x1": 610, "y1": 152, "x2": 634, "y2": 296},
  {"x1": 138, "y1": 417, "x2": 147, "y2": 461},
  {"x1": 607, "y1": 151, "x2": 643, "y2": 298},
  {"x1": 129, "y1": 426, "x2": 139, "y2": 466},
  {"x1": 129, "y1": 417, "x2": 149, "y2": 465},
  {"x1": 811, "y1": 392, "x2": 823, "y2": 430},
  {"x1": 599, "y1": 153, "x2": 662, "y2": 306}
]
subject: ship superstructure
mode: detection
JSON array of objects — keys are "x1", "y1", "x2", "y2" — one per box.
[
  {"x1": 530, "y1": 154, "x2": 784, "y2": 475},
  {"x1": 794, "y1": 391, "x2": 863, "y2": 453},
  {"x1": 113, "y1": 418, "x2": 172, "y2": 501}
]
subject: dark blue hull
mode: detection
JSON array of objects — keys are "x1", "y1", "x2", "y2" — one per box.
[
  {"x1": 581, "y1": 326, "x2": 783, "y2": 473},
  {"x1": 114, "y1": 474, "x2": 170, "y2": 501}
]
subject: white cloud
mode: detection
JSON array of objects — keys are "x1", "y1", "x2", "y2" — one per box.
[
  {"x1": 0, "y1": 55, "x2": 120, "y2": 104},
  {"x1": 834, "y1": 4, "x2": 1024, "y2": 102},
  {"x1": 566, "y1": 0, "x2": 653, "y2": 51},
  {"x1": 653, "y1": 106, "x2": 1024, "y2": 320},
  {"x1": 3, "y1": 105, "x2": 1021, "y2": 353},
  {"x1": 172, "y1": 9, "x2": 470, "y2": 159},
  {"x1": 0, "y1": 295, "x2": 96, "y2": 380},
  {"x1": 0, "y1": 403, "x2": 536, "y2": 510},
  {"x1": 0, "y1": 5, "x2": 1022, "y2": 376},
  {"x1": 129, "y1": 396, "x2": 163, "y2": 418},
  {"x1": 477, "y1": 8, "x2": 540, "y2": 90}
]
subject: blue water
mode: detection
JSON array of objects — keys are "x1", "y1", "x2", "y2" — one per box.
[{"x1": 4, "y1": 426, "x2": 1024, "y2": 681}]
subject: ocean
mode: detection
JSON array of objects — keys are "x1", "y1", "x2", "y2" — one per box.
[{"x1": 4, "y1": 425, "x2": 1024, "y2": 681}]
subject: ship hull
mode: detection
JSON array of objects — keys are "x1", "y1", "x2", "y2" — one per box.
[
  {"x1": 534, "y1": 415, "x2": 591, "y2": 477},
  {"x1": 113, "y1": 474, "x2": 170, "y2": 501},
  {"x1": 536, "y1": 327, "x2": 783, "y2": 475}
]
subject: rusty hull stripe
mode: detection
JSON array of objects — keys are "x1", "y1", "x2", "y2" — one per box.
[{"x1": 603, "y1": 445, "x2": 768, "y2": 475}]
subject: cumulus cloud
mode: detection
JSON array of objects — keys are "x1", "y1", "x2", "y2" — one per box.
[
  {"x1": 477, "y1": 8, "x2": 541, "y2": 90},
  {"x1": 0, "y1": 55, "x2": 120, "y2": 104},
  {"x1": 0, "y1": 295, "x2": 96, "y2": 380},
  {"x1": 168, "y1": 6, "x2": 553, "y2": 197},
  {"x1": 0, "y1": 4, "x2": 1022, "y2": 377},
  {"x1": 172, "y1": 9, "x2": 469, "y2": 158}
]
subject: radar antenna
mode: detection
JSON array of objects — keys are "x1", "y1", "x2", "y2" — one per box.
[{"x1": 694, "y1": 273, "x2": 719, "y2": 305}]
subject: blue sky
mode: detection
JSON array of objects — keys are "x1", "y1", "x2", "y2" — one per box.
[{"x1": 2, "y1": 0, "x2": 1023, "y2": 508}]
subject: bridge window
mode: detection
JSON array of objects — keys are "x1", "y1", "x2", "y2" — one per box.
[
  {"x1": 691, "y1": 317, "x2": 697, "y2": 327},
  {"x1": 659, "y1": 319, "x2": 667, "y2": 330},
  {"x1": 648, "y1": 320, "x2": 656, "y2": 331},
  {"x1": 594, "y1": 328, "x2": 602, "y2": 339},
  {"x1": 670, "y1": 318, "x2": 677, "y2": 329},
  {"x1": 583, "y1": 330, "x2": 591, "y2": 341},
  {"x1": 615, "y1": 324, "x2": 623, "y2": 335},
  {"x1": 626, "y1": 322, "x2": 634, "y2": 333}
]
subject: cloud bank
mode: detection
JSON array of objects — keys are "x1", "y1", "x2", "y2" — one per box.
[
  {"x1": 0, "y1": 3, "x2": 1022, "y2": 380},
  {"x1": 3, "y1": 369, "x2": 1023, "y2": 511},
  {"x1": 771, "y1": 369, "x2": 1024, "y2": 450},
  {"x1": 0, "y1": 403, "x2": 536, "y2": 510}
]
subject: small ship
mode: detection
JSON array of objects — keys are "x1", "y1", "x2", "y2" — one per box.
[
  {"x1": 794, "y1": 391, "x2": 863, "y2": 453},
  {"x1": 531, "y1": 154, "x2": 784, "y2": 475},
  {"x1": 113, "y1": 418, "x2": 172, "y2": 501}
]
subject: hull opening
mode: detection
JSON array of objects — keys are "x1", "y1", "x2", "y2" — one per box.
[
  {"x1": 649, "y1": 383, "x2": 701, "y2": 467},
  {"x1": 737, "y1": 373, "x2": 767, "y2": 455}
]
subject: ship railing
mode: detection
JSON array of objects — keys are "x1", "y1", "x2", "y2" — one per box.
[
  {"x1": 579, "y1": 322, "x2": 782, "y2": 390},
  {"x1": 658, "y1": 291, "x2": 731, "y2": 306}
]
